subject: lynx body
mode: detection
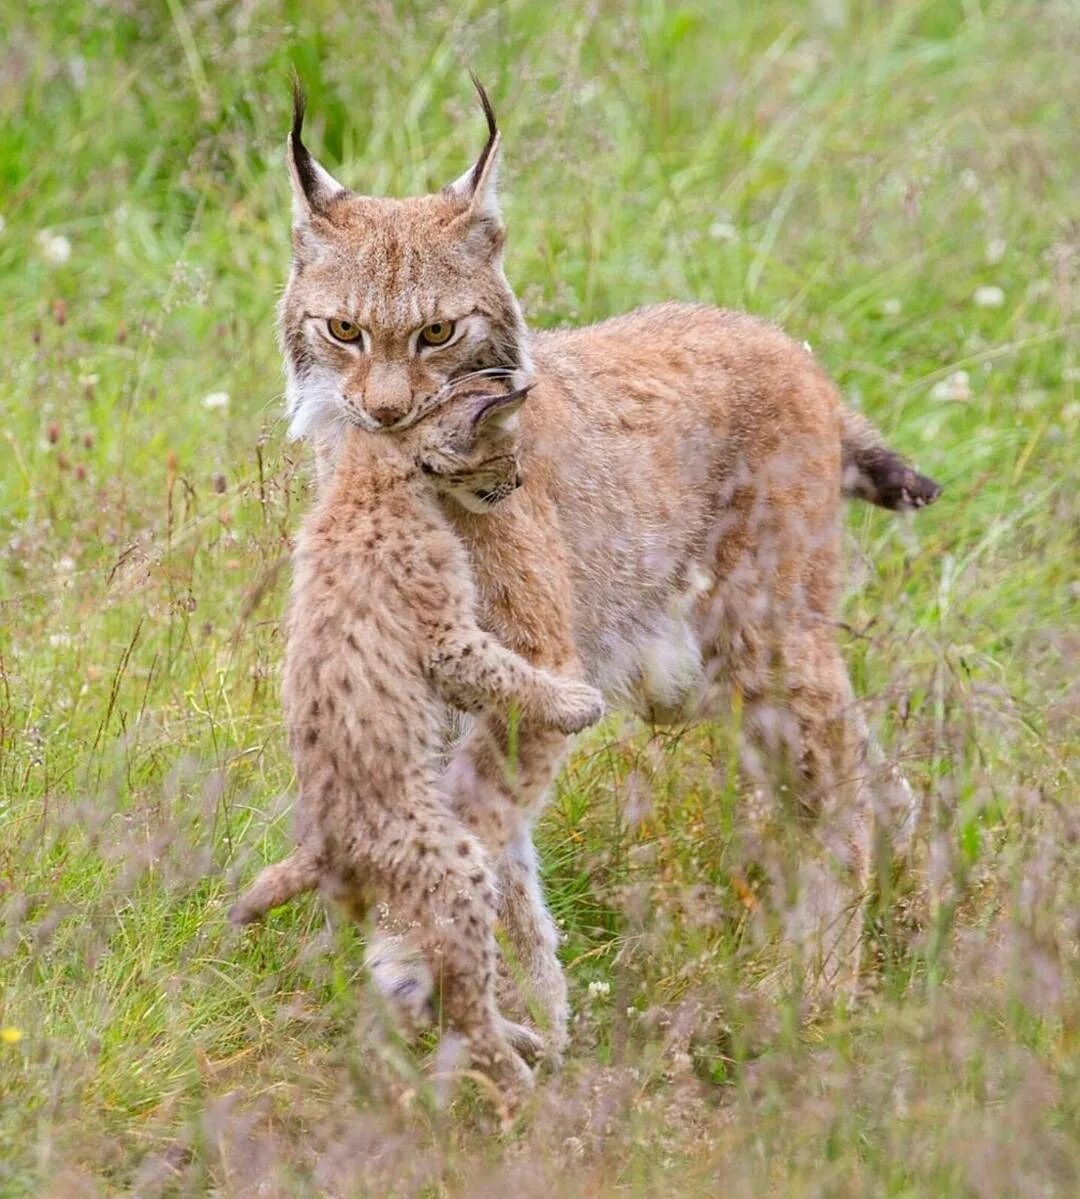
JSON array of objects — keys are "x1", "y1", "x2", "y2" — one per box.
[{"x1": 277, "y1": 81, "x2": 941, "y2": 1047}]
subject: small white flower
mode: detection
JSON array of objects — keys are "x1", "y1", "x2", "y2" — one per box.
[
  {"x1": 985, "y1": 238, "x2": 1007, "y2": 264},
  {"x1": 202, "y1": 391, "x2": 230, "y2": 411},
  {"x1": 973, "y1": 285, "x2": 1005, "y2": 308},
  {"x1": 587, "y1": 980, "x2": 610, "y2": 1001},
  {"x1": 802, "y1": 340, "x2": 814, "y2": 356},
  {"x1": 36, "y1": 230, "x2": 72, "y2": 266},
  {"x1": 930, "y1": 370, "x2": 972, "y2": 403},
  {"x1": 960, "y1": 168, "x2": 979, "y2": 193},
  {"x1": 708, "y1": 219, "x2": 738, "y2": 242},
  {"x1": 880, "y1": 297, "x2": 903, "y2": 316}
]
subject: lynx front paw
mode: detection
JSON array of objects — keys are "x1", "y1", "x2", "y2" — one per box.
[{"x1": 547, "y1": 679, "x2": 605, "y2": 734}]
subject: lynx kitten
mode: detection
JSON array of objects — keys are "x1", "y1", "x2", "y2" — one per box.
[{"x1": 230, "y1": 382, "x2": 603, "y2": 1109}]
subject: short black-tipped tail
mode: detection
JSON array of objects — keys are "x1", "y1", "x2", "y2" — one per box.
[{"x1": 840, "y1": 408, "x2": 941, "y2": 512}]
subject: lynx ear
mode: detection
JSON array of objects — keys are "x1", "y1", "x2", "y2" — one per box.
[
  {"x1": 471, "y1": 385, "x2": 531, "y2": 431},
  {"x1": 288, "y1": 78, "x2": 346, "y2": 221},
  {"x1": 445, "y1": 74, "x2": 504, "y2": 256}
]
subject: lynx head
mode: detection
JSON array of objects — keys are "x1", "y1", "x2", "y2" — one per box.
[
  {"x1": 279, "y1": 77, "x2": 531, "y2": 440},
  {"x1": 410, "y1": 382, "x2": 529, "y2": 513}
]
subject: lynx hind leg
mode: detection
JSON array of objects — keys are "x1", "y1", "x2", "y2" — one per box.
[
  {"x1": 229, "y1": 845, "x2": 321, "y2": 926},
  {"x1": 364, "y1": 930, "x2": 435, "y2": 1036},
  {"x1": 365, "y1": 800, "x2": 534, "y2": 1109},
  {"x1": 738, "y1": 624, "x2": 873, "y2": 1003},
  {"x1": 366, "y1": 930, "x2": 544, "y2": 1066},
  {"x1": 859, "y1": 715, "x2": 922, "y2": 860}
]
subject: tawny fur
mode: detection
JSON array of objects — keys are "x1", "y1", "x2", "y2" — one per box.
[
  {"x1": 278, "y1": 81, "x2": 940, "y2": 1046},
  {"x1": 230, "y1": 382, "x2": 604, "y2": 1109}
]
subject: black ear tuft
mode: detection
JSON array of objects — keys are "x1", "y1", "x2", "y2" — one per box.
[
  {"x1": 467, "y1": 71, "x2": 498, "y2": 193},
  {"x1": 289, "y1": 72, "x2": 329, "y2": 211}
]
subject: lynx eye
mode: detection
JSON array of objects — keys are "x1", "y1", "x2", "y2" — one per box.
[
  {"x1": 419, "y1": 320, "x2": 455, "y2": 347},
  {"x1": 327, "y1": 318, "x2": 362, "y2": 343}
]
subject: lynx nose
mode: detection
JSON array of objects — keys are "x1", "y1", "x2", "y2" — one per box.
[{"x1": 369, "y1": 405, "x2": 404, "y2": 428}]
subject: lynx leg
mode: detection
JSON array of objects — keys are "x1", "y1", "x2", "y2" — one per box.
[
  {"x1": 495, "y1": 830, "x2": 570, "y2": 1061},
  {"x1": 757, "y1": 625, "x2": 871, "y2": 1001},
  {"x1": 364, "y1": 929, "x2": 436, "y2": 1035},
  {"x1": 365, "y1": 926, "x2": 544, "y2": 1066},
  {"x1": 442, "y1": 717, "x2": 573, "y2": 1055},
  {"x1": 858, "y1": 709, "x2": 922, "y2": 860},
  {"x1": 361, "y1": 800, "x2": 534, "y2": 1110},
  {"x1": 704, "y1": 611, "x2": 872, "y2": 1003}
]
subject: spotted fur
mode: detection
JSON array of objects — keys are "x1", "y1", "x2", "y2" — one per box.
[
  {"x1": 230, "y1": 382, "x2": 603, "y2": 1113},
  {"x1": 279, "y1": 79, "x2": 940, "y2": 1042}
]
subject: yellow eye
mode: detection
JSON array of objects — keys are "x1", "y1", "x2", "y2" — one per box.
[
  {"x1": 328, "y1": 318, "x2": 362, "y2": 343},
  {"x1": 420, "y1": 320, "x2": 455, "y2": 347}
]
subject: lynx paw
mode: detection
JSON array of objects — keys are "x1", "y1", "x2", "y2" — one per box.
[
  {"x1": 548, "y1": 679, "x2": 605, "y2": 734},
  {"x1": 499, "y1": 1016, "x2": 545, "y2": 1066},
  {"x1": 365, "y1": 935, "x2": 435, "y2": 1036}
]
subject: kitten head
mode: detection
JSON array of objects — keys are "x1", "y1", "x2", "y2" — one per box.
[
  {"x1": 410, "y1": 383, "x2": 529, "y2": 513},
  {"x1": 279, "y1": 78, "x2": 531, "y2": 440}
]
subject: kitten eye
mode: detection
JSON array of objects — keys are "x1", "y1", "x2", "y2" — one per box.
[
  {"x1": 328, "y1": 318, "x2": 362, "y2": 343},
  {"x1": 419, "y1": 320, "x2": 455, "y2": 347}
]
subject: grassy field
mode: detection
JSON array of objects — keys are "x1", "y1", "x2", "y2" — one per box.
[{"x1": 1, "y1": 0, "x2": 1077, "y2": 1193}]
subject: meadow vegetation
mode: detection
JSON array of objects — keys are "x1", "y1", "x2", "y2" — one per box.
[{"x1": 0, "y1": 0, "x2": 1077, "y2": 1194}]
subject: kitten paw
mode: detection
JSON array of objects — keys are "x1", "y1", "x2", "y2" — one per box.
[{"x1": 548, "y1": 679, "x2": 605, "y2": 734}]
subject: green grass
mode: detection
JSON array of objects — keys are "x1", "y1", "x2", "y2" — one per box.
[{"x1": 1, "y1": 0, "x2": 1077, "y2": 1193}]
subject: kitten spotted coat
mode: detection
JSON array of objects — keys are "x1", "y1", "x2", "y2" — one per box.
[{"x1": 230, "y1": 383, "x2": 603, "y2": 1110}]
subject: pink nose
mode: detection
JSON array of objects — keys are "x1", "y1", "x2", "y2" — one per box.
[{"x1": 369, "y1": 406, "x2": 403, "y2": 428}]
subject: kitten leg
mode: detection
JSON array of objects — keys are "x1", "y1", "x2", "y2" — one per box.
[
  {"x1": 429, "y1": 632, "x2": 604, "y2": 734},
  {"x1": 362, "y1": 796, "x2": 534, "y2": 1113},
  {"x1": 364, "y1": 929, "x2": 435, "y2": 1035},
  {"x1": 229, "y1": 845, "x2": 321, "y2": 926}
]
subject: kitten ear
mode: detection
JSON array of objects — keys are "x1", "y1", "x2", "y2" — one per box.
[
  {"x1": 471, "y1": 385, "x2": 531, "y2": 432},
  {"x1": 444, "y1": 74, "x2": 504, "y2": 257},
  {"x1": 288, "y1": 77, "x2": 346, "y2": 222}
]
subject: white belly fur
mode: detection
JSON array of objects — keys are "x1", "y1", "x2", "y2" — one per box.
[{"x1": 587, "y1": 562, "x2": 712, "y2": 723}]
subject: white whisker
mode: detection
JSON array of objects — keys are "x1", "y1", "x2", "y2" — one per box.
[{"x1": 399, "y1": 367, "x2": 520, "y2": 426}]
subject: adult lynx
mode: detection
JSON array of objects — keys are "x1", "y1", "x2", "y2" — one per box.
[
  {"x1": 279, "y1": 80, "x2": 940, "y2": 1044},
  {"x1": 231, "y1": 381, "x2": 604, "y2": 1109}
]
